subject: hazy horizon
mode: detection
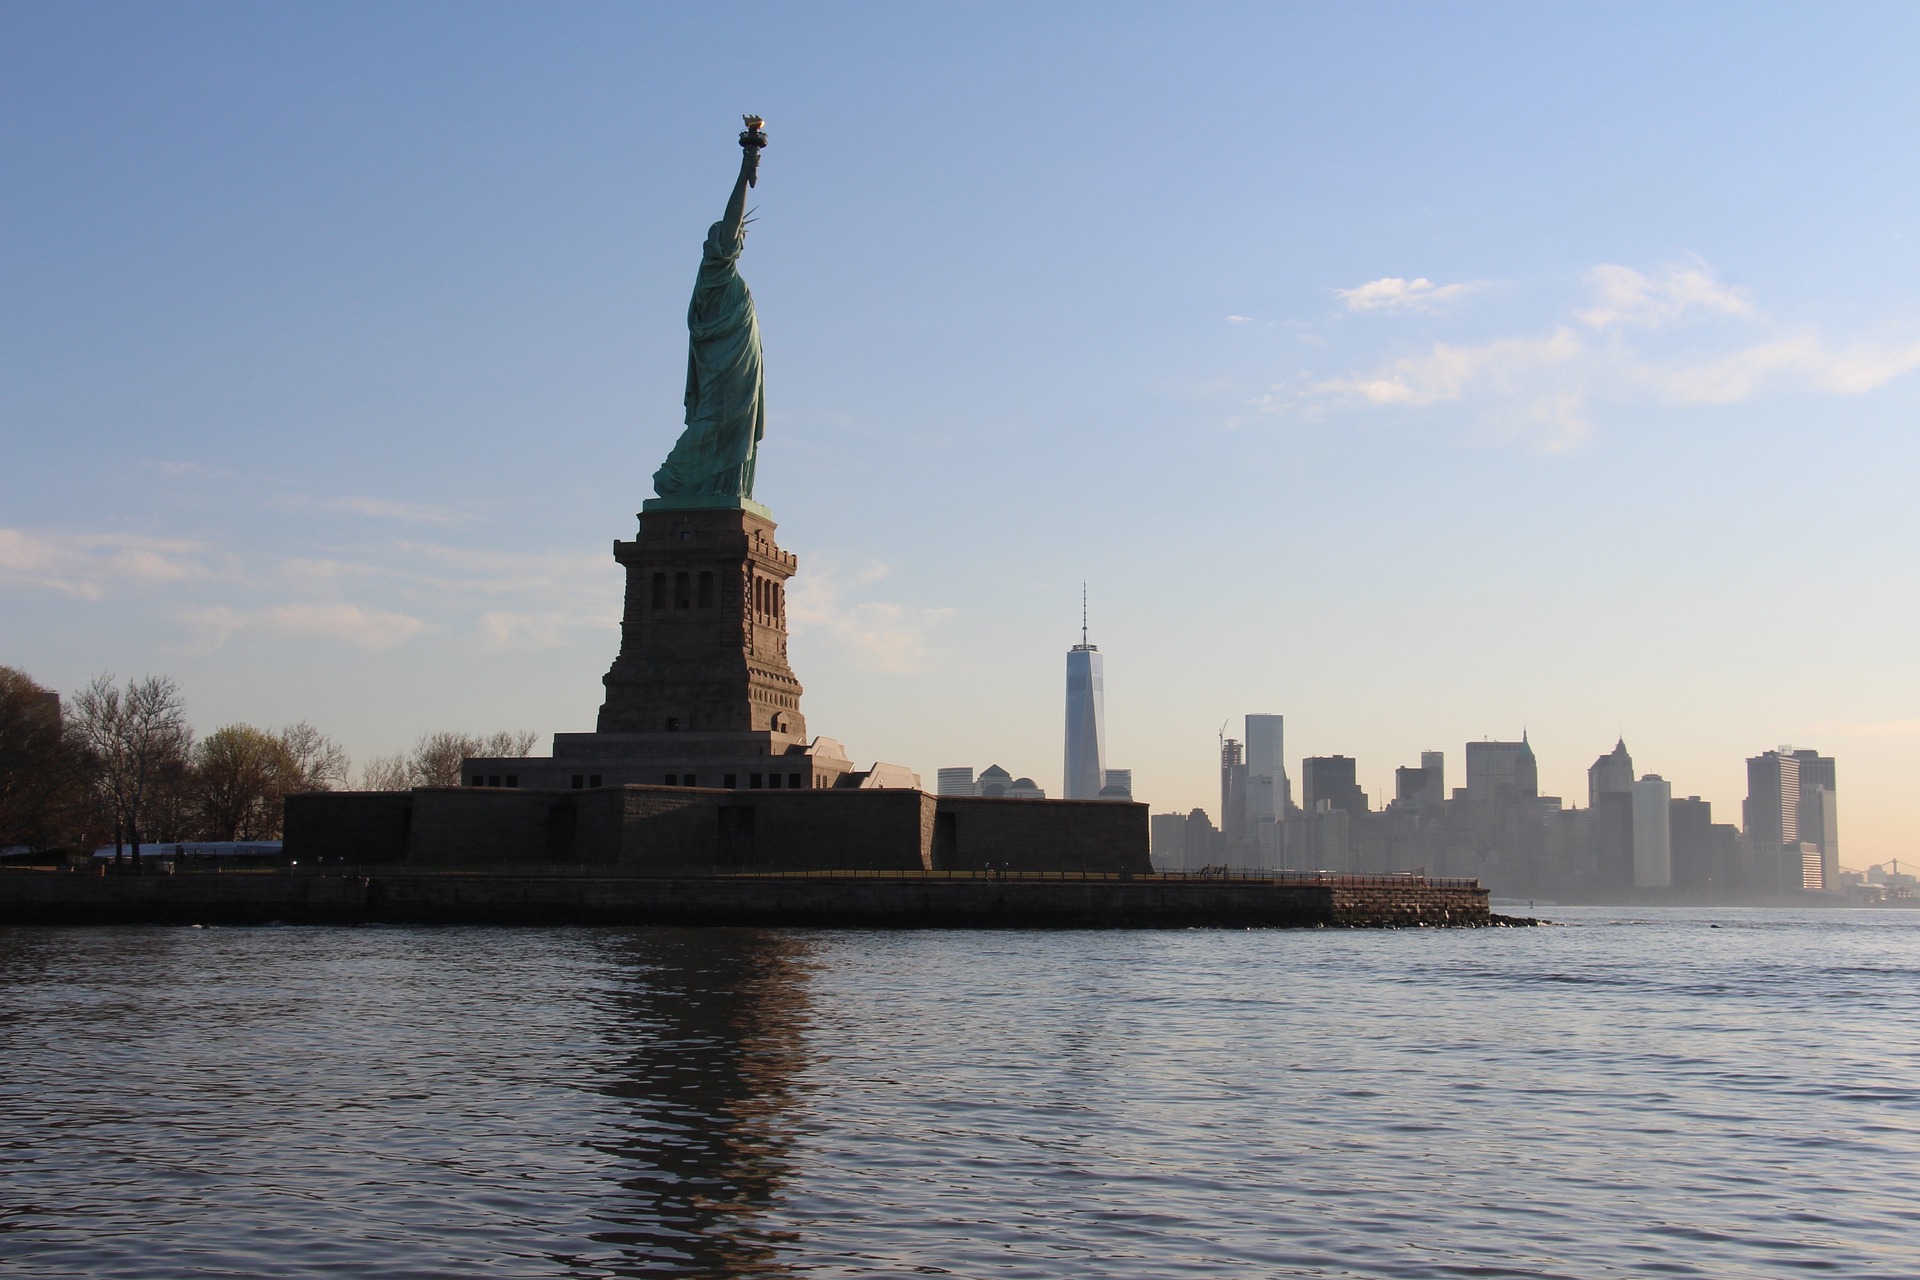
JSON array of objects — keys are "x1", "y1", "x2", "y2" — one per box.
[{"x1": 4, "y1": 4, "x2": 1917, "y2": 863}]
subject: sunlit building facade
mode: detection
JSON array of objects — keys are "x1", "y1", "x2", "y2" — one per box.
[
  {"x1": 1244, "y1": 714, "x2": 1285, "y2": 853},
  {"x1": 1063, "y1": 634, "x2": 1106, "y2": 801},
  {"x1": 936, "y1": 767, "x2": 978, "y2": 797},
  {"x1": 1631, "y1": 774, "x2": 1673, "y2": 888}
]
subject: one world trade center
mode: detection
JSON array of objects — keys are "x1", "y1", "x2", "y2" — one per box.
[{"x1": 1063, "y1": 594, "x2": 1106, "y2": 801}]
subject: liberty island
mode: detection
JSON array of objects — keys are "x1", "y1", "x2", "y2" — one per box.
[{"x1": 2, "y1": 119, "x2": 1493, "y2": 928}]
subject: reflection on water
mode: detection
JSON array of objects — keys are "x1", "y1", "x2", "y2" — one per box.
[
  {"x1": 0, "y1": 926, "x2": 824, "y2": 1280},
  {"x1": 3, "y1": 911, "x2": 1920, "y2": 1278},
  {"x1": 579, "y1": 931, "x2": 816, "y2": 1277}
]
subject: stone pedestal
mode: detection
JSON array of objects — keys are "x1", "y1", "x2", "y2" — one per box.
[
  {"x1": 450, "y1": 503, "x2": 912, "y2": 799},
  {"x1": 598, "y1": 506, "x2": 806, "y2": 738}
]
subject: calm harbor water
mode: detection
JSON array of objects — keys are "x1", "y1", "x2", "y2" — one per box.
[{"x1": 2, "y1": 909, "x2": 1917, "y2": 1278}]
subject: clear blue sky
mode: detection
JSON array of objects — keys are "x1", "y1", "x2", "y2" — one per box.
[{"x1": 4, "y1": 3, "x2": 1918, "y2": 862}]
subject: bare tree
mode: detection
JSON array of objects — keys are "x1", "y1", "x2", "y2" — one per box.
[
  {"x1": 348, "y1": 730, "x2": 538, "y2": 791},
  {"x1": 279, "y1": 722, "x2": 350, "y2": 792},
  {"x1": 394, "y1": 730, "x2": 541, "y2": 788},
  {"x1": 70, "y1": 674, "x2": 191, "y2": 866},
  {"x1": 479, "y1": 729, "x2": 539, "y2": 758},
  {"x1": 409, "y1": 731, "x2": 474, "y2": 787},
  {"x1": 357, "y1": 753, "x2": 412, "y2": 791}
]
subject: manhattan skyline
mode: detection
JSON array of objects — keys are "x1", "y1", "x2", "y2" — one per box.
[{"x1": 4, "y1": 4, "x2": 1919, "y2": 862}]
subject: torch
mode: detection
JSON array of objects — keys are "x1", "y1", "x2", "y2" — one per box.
[{"x1": 739, "y1": 115, "x2": 767, "y2": 187}]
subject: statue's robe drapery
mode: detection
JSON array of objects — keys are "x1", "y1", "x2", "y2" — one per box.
[{"x1": 651, "y1": 219, "x2": 765, "y2": 501}]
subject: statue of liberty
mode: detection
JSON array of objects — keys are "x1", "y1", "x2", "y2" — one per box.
[{"x1": 648, "y1": 117, "x2": 771, "y2": 510}]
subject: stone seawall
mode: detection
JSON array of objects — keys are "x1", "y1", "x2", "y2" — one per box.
[
  {"x1": 1327, "y1": 884, "x2": 1490, "y2": 926},
  {"x1": 0, "y1": 871, "x2": 372, "y2": 926},
  {"x1": 0, "y1": 871, "x2": 1490, "y2": 929}
]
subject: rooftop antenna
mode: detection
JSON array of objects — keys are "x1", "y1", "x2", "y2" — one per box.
[{"x1": 1081, "y1": 581, "x2": 1088, "y2": 648}]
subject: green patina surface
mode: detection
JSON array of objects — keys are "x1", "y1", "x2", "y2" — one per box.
[
  {"x1": 640, "y1": 494, "x2": 774, "y2": 519},
  {"x1": 650, "y1": 128, "x2": 769, "y2": 509}
]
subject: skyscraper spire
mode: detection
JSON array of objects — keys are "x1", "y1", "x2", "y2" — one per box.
[{"x1": 1082, "y1": 581, "x2": 1088, "y2": 648}]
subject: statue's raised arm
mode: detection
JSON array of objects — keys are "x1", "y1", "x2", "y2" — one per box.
[
  {"x1": 648, "y1": 118, "x2": 771, "y2": 510},
  {"x1": 717, "y1": 155, "x2": 752, "y2": 241},
  {"x1": 721, "y1": 116, "x2": 764, "y2": 235}
]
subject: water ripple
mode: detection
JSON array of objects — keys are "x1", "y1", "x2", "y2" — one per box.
[{"x1": 2, "y1": 909, "x2": 1918, "y2": 1276}]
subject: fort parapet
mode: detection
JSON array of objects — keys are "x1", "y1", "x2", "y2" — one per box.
[{"x1": 283, "y1": 784, "x2": 1152, "y2": 874}]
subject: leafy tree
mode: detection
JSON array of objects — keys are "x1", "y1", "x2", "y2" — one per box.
[
  {"x1": 139, "y1": 749, "x2": 199, "y2": 845},
  {"x1": 187, "y1": 722, "x2": 350, "y2": 840},
  {"x1": 0, "y1": 666, "x2": 84, "y2": 850},
  {"x1": 70, "y1": 674, "x2": 191, "y2": 865},
  {"x1": 194, "y1": 725, "x2": 298, "y2": 840}
]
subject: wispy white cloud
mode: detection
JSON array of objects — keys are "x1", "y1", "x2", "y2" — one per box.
[
  {"x1": 477, "y1": 611, "x2": 576, "y2": 651},
  {"x1": 183, "y1": 603, "x2": 428, "y2": 651},
  {"x1": 139, "y1": 462, "x2": 463, "y2": 526},
  {"x1": 1823, "y1": 718, "x2": 1920, "y2": 740},
  {"x1": 272, "y1": 541, "x2": 614, "y2": 605},
  {"x1": 274, "y1": 541, "x2": 617, "y2": 649},
  {"x1": 0, "y1": 529, "x2": 218, "y2": 599},
  {"x1": 1647, "y1": 332, "x2": 1920, "y2": 404},
  {"x1": 290, "y1": 495, "x2": 464, "y2": 524},
  {"x1": 1225, "y1": 314, "x2": 1254, "y2": 324},
  {"x1": 279, "y1": 557, "x2": 386, "y2": 584},
  {"x1": 1316, "y1": 329, "x2": 1583, "y2": 407},
  {"x1": 393, "y1": 542, "x2": 619, "y2": 648},
  {"x1": 787, "y1": 561, "x2": 950, "y2": 675},
  {"x1": 1290, "y1": 262, "x2": 1920, "y2": 449},
  {"x1": 140, "y1": 459, "x2": 259, "y2": 485},
  {"x1": 1336, "y1": 276, "x2": 1478, "y2": 313},
  {"x1": 0, "y1": 514, "x2": 624, "y2": 661},
  {"x1": 1314, "y1": 329, "x2": 1591, "y2": 449},
  {"x1": 1577, "y1": 263, "x2": 1754, "y2": 330},
  {"x1": 185, "y1": 538, "x2": 611, "y2": 653},
  {"x1": 396, "y1": 541, "x2": 617, "y2": 603}
]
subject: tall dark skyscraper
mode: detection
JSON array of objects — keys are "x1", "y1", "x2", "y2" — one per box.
[
  {"x1": 1465, "y1": 736, "x2": 1538, "y2": 804},
  {"x1": 1587, "y1": 739, "x2": 1634, "y2": 808},
  {"x1": 1393, "y1": 750, "x2": 1446, "y2": 809},
  {"x1": 1586, "y1": 738, "x2": 1637, "y2": 890},
  {"x1": 1219, "y1": 737, "x2": 1246, "y2": 851},
  {"x1": 1669, "y1": 795, "x2": 1718, "y2": 890},
  {"x1": 1302, "y1": 755, "x2": 1367, "y2": 816}
]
